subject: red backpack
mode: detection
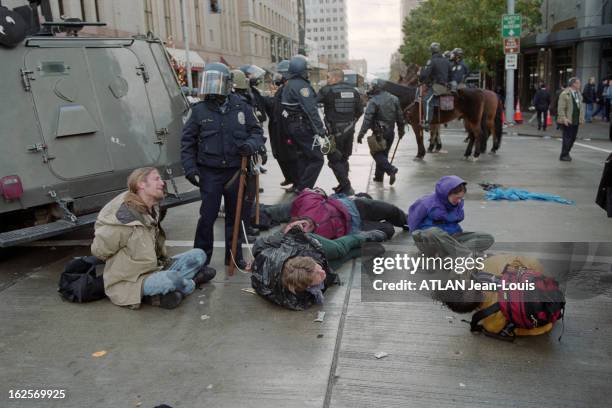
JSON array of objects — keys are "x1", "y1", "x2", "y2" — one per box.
[
  {"x1": 290, "y1": 189, "x2": 352, "y2": 239},
  {"x1": 468, "y1": 265, "x2": 565, "y2": 341}
]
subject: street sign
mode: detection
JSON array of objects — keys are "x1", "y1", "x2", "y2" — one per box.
[
  {"x1": 502, "y1": 14, "x2": 522, "y2": 38},
  {"x1": 503, "y1": 37, "x2": 520, "y2": 54},
  {"x1": 505, "y1": 54, "x2": 518, "y2": 70}
]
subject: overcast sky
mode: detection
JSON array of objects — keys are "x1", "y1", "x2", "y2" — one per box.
[{"x1": 347, "y1": 0, "x2": 403, "y2": 74}]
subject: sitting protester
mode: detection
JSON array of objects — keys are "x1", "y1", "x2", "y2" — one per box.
[
  {"x1": 261, "y1": 189, "x2": 408, "y2": 240},
  {"x1": 436, "y1": 254, "x2": 565, "y2": 340},
  {"x1": 250, "y1": 219, "x2": 386, "y2": 310},
  {"x1": 91, "y1": 167, "x2": 215, "y2": 309},
  {"x1": 408, "y1": 175, "x2": 494, "y2": 257}
]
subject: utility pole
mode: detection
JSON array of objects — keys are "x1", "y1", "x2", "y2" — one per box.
[
  {"x1": 179, "y1": 0, "x2": 193, "y2": 90},
  {"x1": 505, "y1": 0, "x2": 515, "y2": 125}
]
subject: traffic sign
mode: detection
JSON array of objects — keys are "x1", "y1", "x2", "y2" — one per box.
[
  {"x1": 505, "y1": 54, "x2": 518, "y2": 70},
  {"x1": 503, "y1": 37, "x2": 520, "y2": 54},
  {"x1": 502, "y1": 14, "x2": 522, "y2": 38}
]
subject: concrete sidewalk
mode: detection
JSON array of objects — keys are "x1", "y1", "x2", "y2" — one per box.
[
  {"x1": 1, "y1": 126, "x2": 611, "y2": 407},
  {"x1": 509, "y1": 112, "x2": 612, "y2": 142}
]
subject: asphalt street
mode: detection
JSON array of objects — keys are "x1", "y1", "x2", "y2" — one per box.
[{"x1": 1, "y1": 123, "x2": 611, "y2": 407}]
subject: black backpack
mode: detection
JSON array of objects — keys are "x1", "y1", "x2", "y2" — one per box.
[{"x1": 58, "y1": 256, "x2": 106, "y2": 303}]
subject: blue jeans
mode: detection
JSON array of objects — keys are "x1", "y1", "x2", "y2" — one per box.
[
  {"x1": 142, "y1": 249, "x2": 207, "y2": 296},
  {"x1": 585, "y1": 103, "x2": 593, "y2": 122}
]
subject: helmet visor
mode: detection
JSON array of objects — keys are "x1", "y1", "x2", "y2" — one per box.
[
  {"x1": 246, "y1": 65, "x2": 266, "y2": 79},
  {"x1": 200, "y1": 71, "x2": 229, "y2": 96}
]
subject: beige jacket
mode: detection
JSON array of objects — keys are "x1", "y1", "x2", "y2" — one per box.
[
  {"x1": 91, "y1": 192, "x2": 167, "y2": 307},
  {"x1": 556, "y1": 88, "x2": 585, "y2": 125}
]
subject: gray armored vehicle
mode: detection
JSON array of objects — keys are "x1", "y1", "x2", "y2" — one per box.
[{"x1": 0, "y1": 2, "x2": 198, "y2": 247}]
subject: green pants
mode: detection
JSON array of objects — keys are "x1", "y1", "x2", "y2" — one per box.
[
  {"x1": 412, "y1": 227, "x2": 494, "y2": 257},
  {"x1": 310, "y1": 233, "x2": 366, "y2": 270}
]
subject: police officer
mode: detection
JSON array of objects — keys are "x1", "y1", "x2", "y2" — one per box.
[
  {"x1": 240, "y1": 64, "x2": 268, "y2": 124},
  {"x1": 356, "y1": 79, "x2": 405, "y2": 186},
  {"x1": 181, "y1": 62, "x2": 264, "y2": 271},
  {"x1": 419, "y1": 42, "x2": 451, "y2": 131},
  {"x1": 281, "y1": 54, "x2": 327, "y2": 192},
  {"x1": 264, "y1": 60, "x2": 298, "y2": 190},
  {"x1": 450, "y1": 48, "x2": 470, "y2": 91},
  {"x1": 317, "y1": 68, "x2": 364, "y2": 195}
]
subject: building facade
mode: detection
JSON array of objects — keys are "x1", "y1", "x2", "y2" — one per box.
[
  {"x1": 519, "y1": 0, "x2": 612, "y2": 107},
  {"x1": 348, "y1": 58, "x2": 367, "y2": 77},
  {"x1": 304, "y1": 0, "x2": 349, "y2": 66},
  {"x1": 17, "y1": 0, "x2": 299, "y2": 79}
]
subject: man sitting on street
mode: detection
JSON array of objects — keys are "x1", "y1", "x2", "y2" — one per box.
[{"x1": 91, "y1": 167, "x2": 215, "y2": 310}]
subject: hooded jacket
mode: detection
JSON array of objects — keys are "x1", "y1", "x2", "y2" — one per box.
[
  {"x1": 91, "y1": 192, "x2": 166, "y2": 307},
  {"x1": 408, "y1": 175, "x2": 466, "y2": 234},
  {"x1": 250, "y1": 228, "x2": 339, "y2": 310}
]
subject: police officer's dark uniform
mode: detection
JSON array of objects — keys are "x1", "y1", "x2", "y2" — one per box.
[
  {"x1": 317, "y1": 72, "x2": 364, "y2": 195},
  {"x1": 281, "y1": 55, "x2": 326, "y2": 192},
  {"x1": 181, "y1": 63, "x2": 264, "y2": 268},
  {"x1": 240, "y1": 64, "x2": 268, "y2": 124},
  {"x1": 419, "y1": 42, "x2": 451, "y2": 131},
  {"x1": 264, "y1": 60, "x2": 298, "y2": 189},
  {"x1": 450, "y1": 48, "x2": 469, "y2": 90},
  {"x1": 357, "y1": 79, "x2": 405, "y2": 185}
]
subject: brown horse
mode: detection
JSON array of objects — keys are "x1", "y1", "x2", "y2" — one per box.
[{"x1": 381, "y1": 80, "x2": 503, "y2": 160}]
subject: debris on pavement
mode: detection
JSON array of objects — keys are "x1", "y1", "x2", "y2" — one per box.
[
  {"x1": 314, "y1": 311, "x2": 326, "y2": 322},
  {"x1": 241, "y1": 288, "x2": 256, "y2": 294},
  {"x1": 200, "y1": 315, "x2": 210, "y2": 321},
  {"x1": 374, "y1": 351, "x2": 389, "y2": 359},
  {"x1": 91, "y1": 350, "x2": 107, "y2": 358}
]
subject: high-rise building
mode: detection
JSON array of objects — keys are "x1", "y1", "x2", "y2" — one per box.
[
  {"x1": 304, "y1": 0, "x2": 349, "y2": 65},
  {"x1": 400, "y1": 0, "x2": 422, "y2": 22}
]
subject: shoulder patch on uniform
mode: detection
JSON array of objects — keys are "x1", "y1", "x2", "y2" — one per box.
[
  {"x1": 300, "y1": 87, "x2": 310, "y2": 97},
  {"x1": 116, "y1": 203, "x2": 139, "y2": 225},
  {"x1": 426, "y1": 59, "x2": 432, "y2": 65},
  {"x1": 237, "y1": 111, "x2": 246, "y2": 125}
]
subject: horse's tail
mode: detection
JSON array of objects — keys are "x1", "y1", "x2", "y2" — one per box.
[{"x1": 494, "y1": 97, "x2": 503, "y2": 149}]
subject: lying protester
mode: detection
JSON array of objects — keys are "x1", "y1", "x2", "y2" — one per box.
[
  {"x1": 260, "y1": 188, "x2": 408, "y2": 241},
  {"x1": 408, "y1": 175, "x2": 494, "y2": 258},
  {"x1": 435, "y1": 254, "x2": 565, "y2": 340},
  {"x1": 250, "y1": 218, "x2": 387, "y2": 310},
  {"x1": 91, "y1": 167, "x2": 215, "y2": 310}
]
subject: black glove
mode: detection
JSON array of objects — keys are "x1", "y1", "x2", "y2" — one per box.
[
  {"x1": 258, "y1": 145, "x2": 268, "y2": 165},
  {"x1": 185, "y1": 173, "x2": 200, "y2": 187},
  {"x1": 357, "y1": 134, "x2": 364, "y2": 144},
  {"x1": 239, "y1": 143, "x2": 255, "y2": 156}
]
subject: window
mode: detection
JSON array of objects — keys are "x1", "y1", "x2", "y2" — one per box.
[
  {"x1": 210, "y1": 0, "x2": 220, "y2": 13},
  {"x1": 195, "y1": 0, "x2": 202, "y2": 43},
  {"x1": 144, "y1": 0, "x2": 153, "y2": 32},
  {"x1": 339, "y1": 17, "x2": 343, "y2": 21},
  {"x1": 209, "y1": 28, "x2": 214, "y2": 41},
  {"x1": 333, "y1": 17, "x2": 337, "y2": 21},
  {"x1": 94, "y1": 0, "x2": 100, "y2": 21},
  {"x1": 341, "y1": 53, "x2": 345, "y2": 58},
  {"x1": 307, "y1": 28, "x2": 311, "y2": 32},
  {"x1": 163, "y1": 0, "x2": 172, "y2": 39}
]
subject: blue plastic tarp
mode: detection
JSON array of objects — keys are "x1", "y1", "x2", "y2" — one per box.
[{"x1": 485, "y1": 187, "x2": 575, "y2": 205}]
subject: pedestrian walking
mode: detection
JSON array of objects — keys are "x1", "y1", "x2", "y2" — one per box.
[
  {"x1": 582, "y1": 77, "x2": 596, "y2": 123},
  {"x1": 533, "y1": 83, "x2": 551, "y2": 131},
  {"x1": 556, "y1": 77, "x2": 585, "y2": 162}
]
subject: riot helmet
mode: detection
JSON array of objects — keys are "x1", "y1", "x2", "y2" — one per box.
[
  {"x1": 231, "y1": 69, "x2": 249, "y2": 90},
  {"x1": 199, "y1": 62, "x2": 232, "y2": 96},
  {"x1": 240, "y1": 64, "x2": 266, "y2": 86},
  {"x1": 430, "y1": 42, "x2": 441, "y2": 55},
  {"x1": 273, "y1": 72, "x2": 284, "y2": 86},
  {"x1": 0, "y1": 6, "x2": 27, "y2": 47},
  {"x1": 442, "y1": 50, "x2": 451, "y2": 59},
  {"x1": 452, "y1": 48, "x2": 464, "y2": 60},
  {"x1": 277, "y1": 59, "x2": 290, "y2": 80},
  {"x1": 288, "y1": 54, "x2": 309, "y2": 79},
  {"x1": 369, "y1": 78, "x2": 382, "y2": 94}
]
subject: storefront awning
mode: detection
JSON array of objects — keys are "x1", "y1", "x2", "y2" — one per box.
[
  {"x1": 523, "y1": 24, "x2": 612, "y2": 49},
  {"x1": 166, "y1": 47, "x2": 206, "y2": 69}
]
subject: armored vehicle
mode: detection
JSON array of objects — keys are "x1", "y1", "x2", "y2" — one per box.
[{"x1": 0, "y1": 2, "x2": 199, "y2": 247}]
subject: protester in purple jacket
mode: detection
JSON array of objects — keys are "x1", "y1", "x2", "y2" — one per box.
[{"x1": 408, "y1": 175, "x2": 494, "y2": 258}]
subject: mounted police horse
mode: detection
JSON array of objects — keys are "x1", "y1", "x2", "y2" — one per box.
[{"x1": 380, "y1": 80, "x2": 503, "y2": 160}]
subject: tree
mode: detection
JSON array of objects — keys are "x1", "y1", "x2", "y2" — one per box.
[{"x1": 399, "y1": 0, "x2": 542, "y2": 74}]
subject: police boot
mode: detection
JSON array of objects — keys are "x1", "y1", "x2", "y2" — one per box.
[
  {"x1": 435, "y1": 143, "x2": 442, "y2": 152},
  {"x1": 427, "y1": 142, "x2": 435, "y2": 153},
  {"x1": 389, "y1": 167, "x2": 398, "y2": 186},
  {"x1": 142, "y1": 291, "x2": 184, "y2": 309}
]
